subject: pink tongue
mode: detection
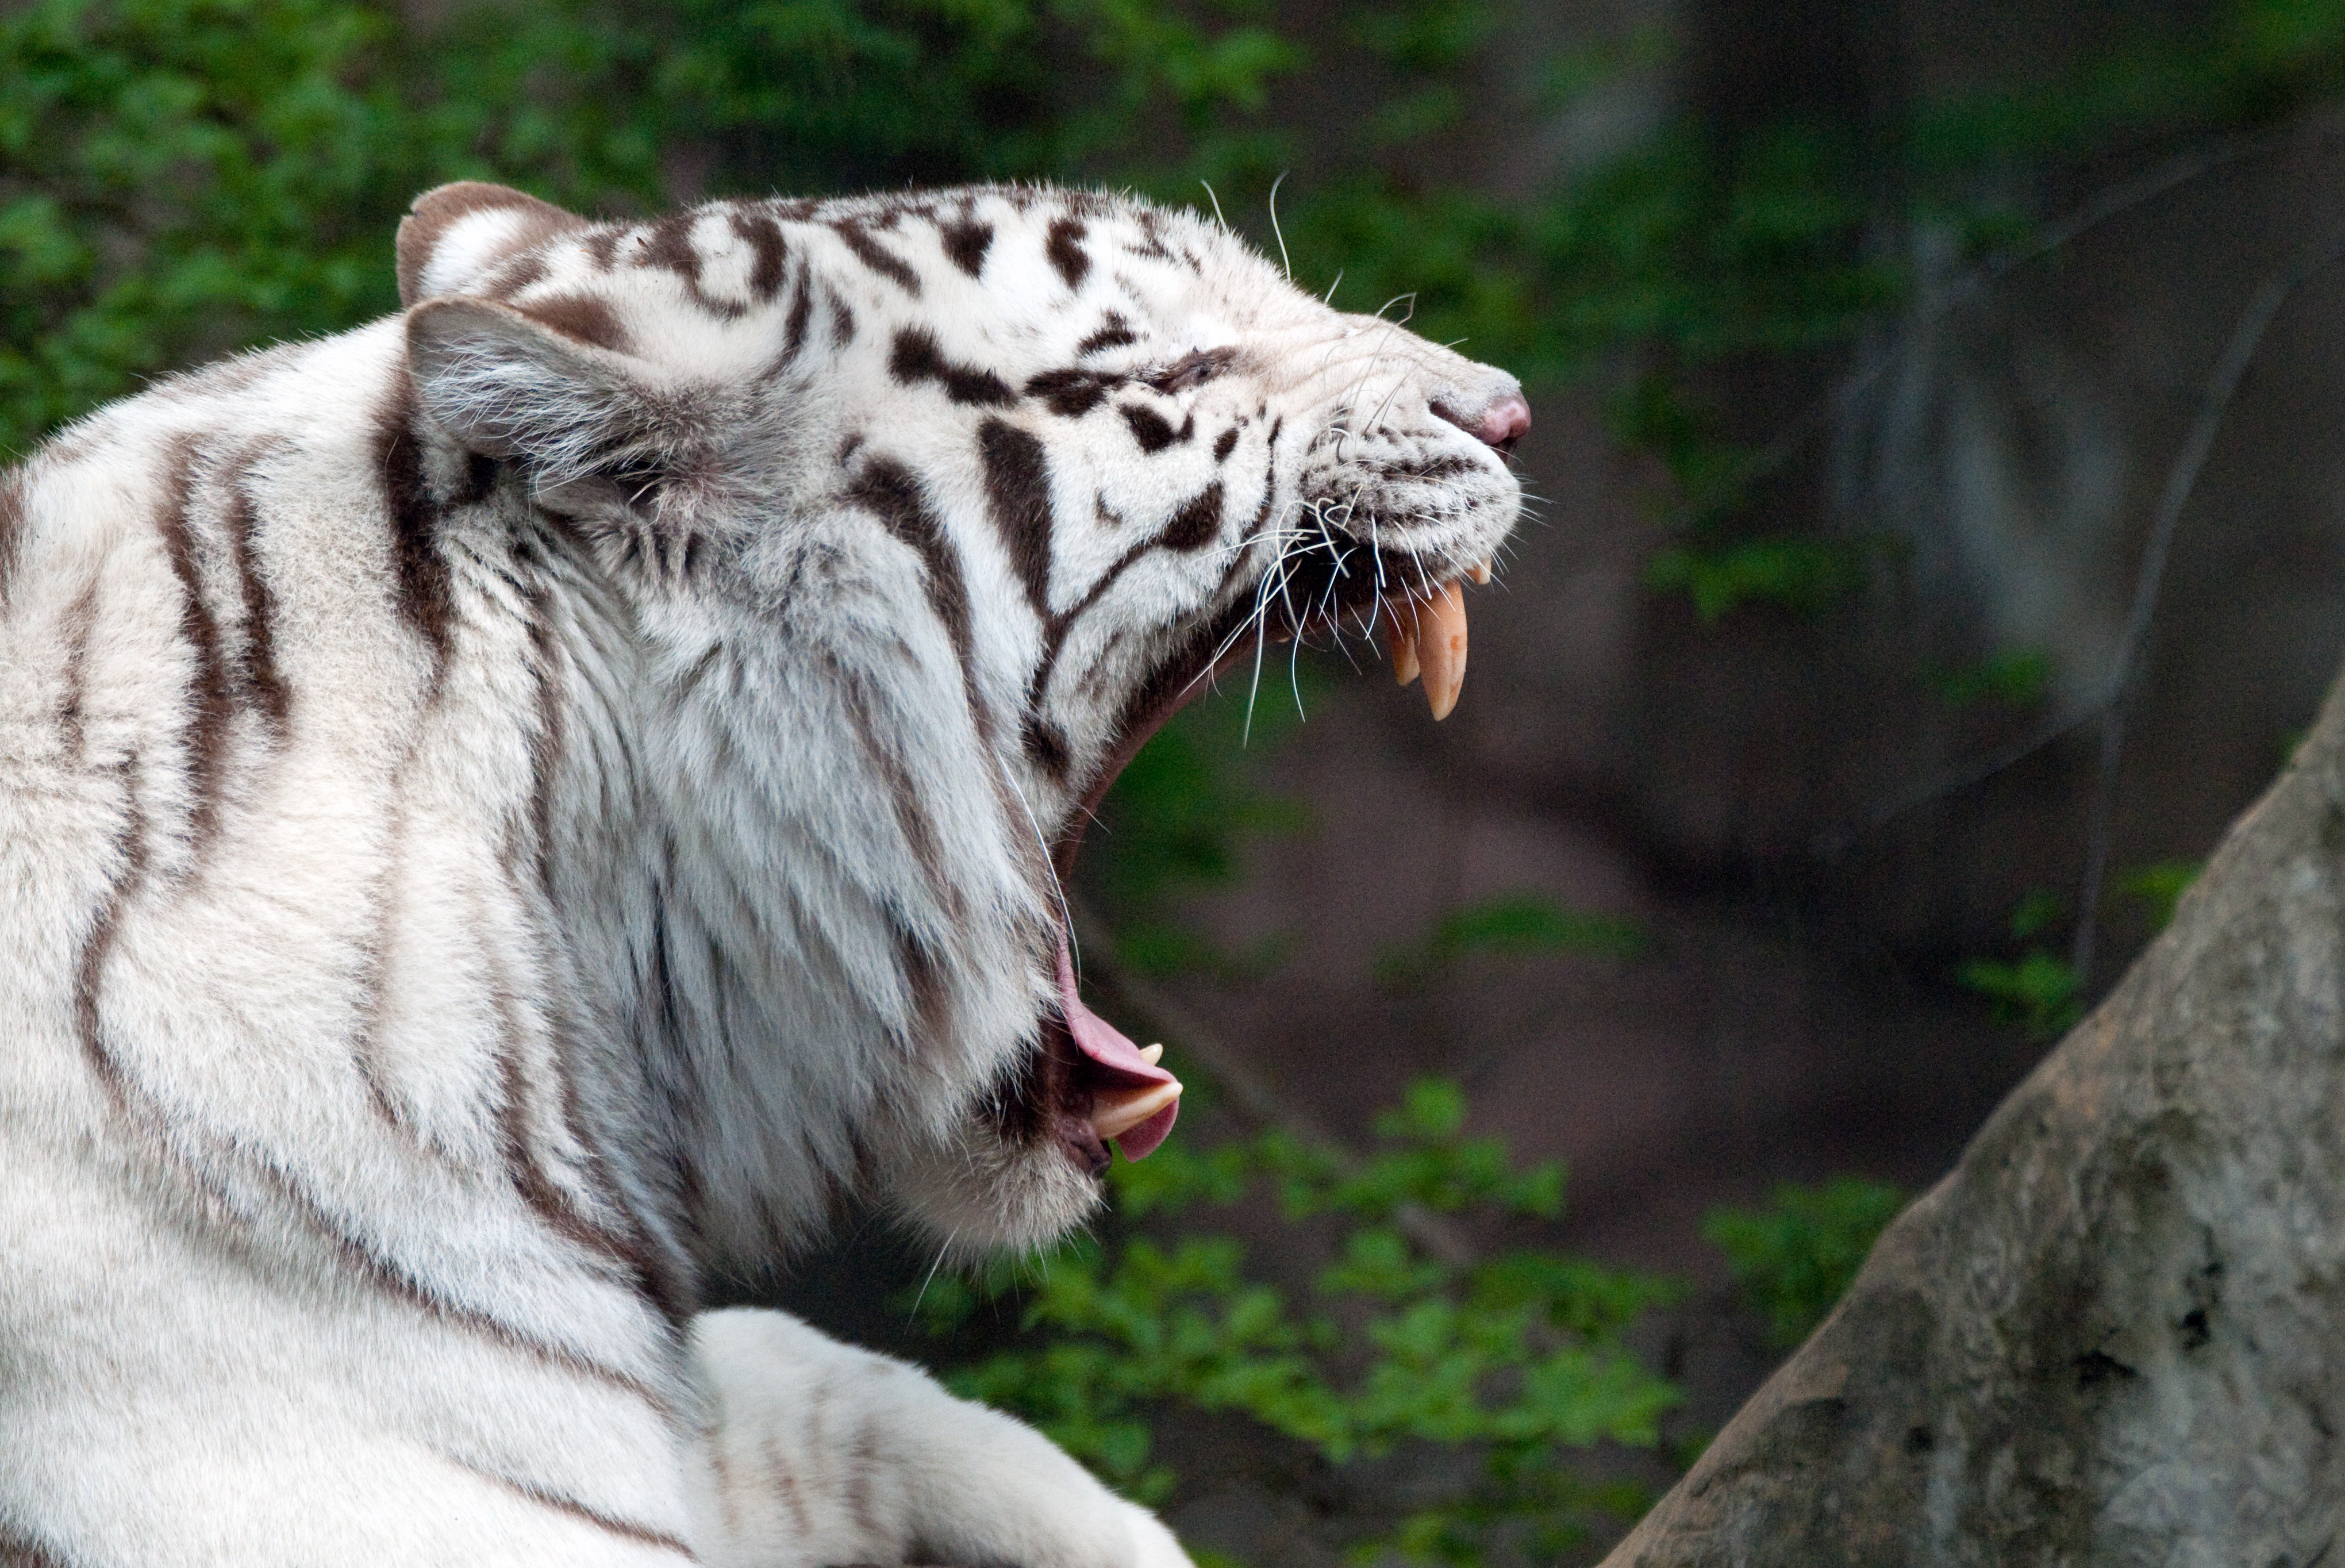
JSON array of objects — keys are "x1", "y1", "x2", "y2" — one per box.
[{"x1": 1055, "y1": 936, "x2": 1179, "y2": 1160}]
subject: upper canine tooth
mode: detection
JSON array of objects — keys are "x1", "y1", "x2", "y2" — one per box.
[
  {"x1": 1091, "y1": 1079, "x2": 1182, "y2": 1142},
  {"x1": 1470, "y1": 559, "x2": 1493, "y2": 586},
  {"x1": 1418, "y1": 582, "x2": 1468, "y2": 721},
  {"x1": 1390, "y1": 616, "x2": 1422, "y2": 687}
]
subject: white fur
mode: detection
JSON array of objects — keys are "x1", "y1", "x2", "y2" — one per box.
[{"x1": 0, "y1": 181, "x2": 1523, "y2": 1563}]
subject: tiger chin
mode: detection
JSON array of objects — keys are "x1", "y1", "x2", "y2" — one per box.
[{"x1": 0, "y1": 179, "x2": 1524, "y2": 1566}]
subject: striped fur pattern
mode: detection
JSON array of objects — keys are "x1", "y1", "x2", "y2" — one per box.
[{"x1": 0, "y1": 180, "x2": 1524, "y2": 1563}]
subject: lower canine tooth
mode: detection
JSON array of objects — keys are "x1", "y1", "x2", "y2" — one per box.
[
  {"x1": 1418, "y1": 582, "x2": 1468, "y2": 721},
  {"x1": 1092, "y1": 1079, "x2": 1182, "y2": 1142},
  {"x1": 1139, "y1": 1043, "x2": 1164, "y2": 1066}
]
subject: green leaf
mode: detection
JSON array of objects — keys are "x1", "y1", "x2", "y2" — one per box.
[{"x1": 1703, "y1": 1178, "x2": 1906, "y2": 1348}]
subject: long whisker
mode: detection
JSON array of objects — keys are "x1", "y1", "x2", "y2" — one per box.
[
  {"x1": 1267, "y1": 171, "x2": 1293, "y2": 281},
  {"x1": 1198, "y1": 179, "x2": 1230, "y2": 232}
]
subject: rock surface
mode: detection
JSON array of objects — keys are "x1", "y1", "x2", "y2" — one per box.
[{"x1": 1601, "y1": 670, "x2": 2345, "y2": 1567}]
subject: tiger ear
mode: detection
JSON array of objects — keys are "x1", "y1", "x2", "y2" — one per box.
[
  {"x1": 397, "y1": 182, "x2": 589, "y2": 307},
  {"x1": 406, "y1": 298, "x2": 657, "y2": 490}
]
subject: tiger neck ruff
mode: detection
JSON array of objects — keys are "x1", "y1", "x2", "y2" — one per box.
[{"x1": 0, "y1": 180, "x2": 1524, "y2": 1564}]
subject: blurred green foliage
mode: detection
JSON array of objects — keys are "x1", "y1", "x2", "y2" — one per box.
[
  {"x1": 1375, "y1": 895, "x2": 1647, "y2": 993},
  {"x1": 2119, "y1": 859, "x2": 2202, "y2": 931},
  {"x1": 914, "y1": 1078, "x2": 1682, "y2": 1560},
  {"x1": 1702, "y1": 1177, "x2": 1906, "y2": 1350},
  {"x1": 1929, "y1": 648, "x2": 2054, "y2": 711},
  {"x1": 1958, "y1": 891, "x2": 2085, "y2": 1040}
]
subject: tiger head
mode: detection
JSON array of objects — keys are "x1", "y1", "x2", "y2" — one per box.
[{"x1": 395, "y1": 182, "x2": 1525, "y2": 1263}]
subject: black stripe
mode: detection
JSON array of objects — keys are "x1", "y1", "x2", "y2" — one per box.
[
  {"x1": 977, "y1": 418, "x2": 1054, "y2": 616},
  {"x1": 642, "y1": 213, "x2": 701, "y2": 283},
  {"x1": 153, "y1": 440, "x2": 233, "y2": 854},
  {"x1": 525, "y1": 590, "x2": 564, "y2": 900},
  {"x1": 1045, "y1": 216, "x2": 1091, "y2": 289},
  {"x1": 447, "y1": 1456, "x2": 700, "y2": 1561},
  {"x1": 1213, "y1": 425, "x2": 1240, "y2": 462},
  {"x1": 1075, "y1": 314, "x2": 1137, "y2": 356},
  {"x1": 1127, "y1": 208, "x2": 1176, "y2": 261},
  {"x1": 345, "y1": 795, "x2": 460, "y2": 1162},
  {"x1": 222, "y1": 458, "x2": 290, "y2": 739},
  {"x1": 521, "y1": 295, "x2": 632, "y2": 352},
  {"x1": 766, "y1": 1440, "x2": 815, "y2": 1536},
  {"x1": 781, "y1": 264, "x2": 813, "y2": 362},
  {"x1": 844, "y1": 1412, "x2": 881, "y2": 1539},
  {"x1": 499, "y1": 600, "x2": 693, "y2": 1327},
  {"x1": 1120, "y1": 403, "x2": 1183, "y2": 452},
  {"x1": 830, "y1": 293, "x2": 855, "y2": 346},
  {"x1": 848, "y1": 459, "x2": 990, "y2": 744},
  {"x1": 1020, "y1": 533, "x2": 1160, "y2": 736},
  {"x1": 1021, "y1": 713, "x2": 1071, "y2": 777},
  {"x1": 1160, "y1": 481, "x2": 1224, "y2": 552},
  {"x1": 373, "y1": 376, "x2": 454, "y2": 666},
  {"x1": 247, "y1": 1147, "x2": 678, "y2": 1412},
  {"x1": 1024, "y1": 367, "x2": 1118, "y2": 418},
  {"x1": 831, "y1": 218, "x2": 921, "y2": 294},
  {"x1": 890, "y1": 328, "x2": 1014, "y2": 408},
  {"x1": 486, "y1": 253, "x2": 548, "y2": 297},
  {"x1": 937, "y1": 215, "x2": 993, "y2": 278},
  {"x1": 890, "y1": 914, "x2": 951, "y2": 1055},
  {"x1": 55, "y1": 582, "x2": 97, "y2": 767},
  {"x1": 831, "y1": 656, "x2": 955, "y2": 914},
  {"x1": 731, "y1": 209, "x2": 789, "y2": 301},
  {"x1": 76, "y1": 760, "x2": 147, "y2": 1110}
]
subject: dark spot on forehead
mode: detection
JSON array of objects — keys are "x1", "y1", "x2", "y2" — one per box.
[
  {"x1": 832, "y1": 218, "x2": 921, "y2": 294},
  {"x1": 1120, "y1": 404, "x2": 1184, "y2": 453},
  {"x1": 1046, "y1": 217, "x2": 1091, "y2": 290},
  {"x1": 520, "y1": 295, "x2": 630, "y2": 353},
  {"x1": 642, "y1": 213, "x2": 702, "y2": 282},
  {"x1": 890, "y1": 326, "x2": 1015, "y2": 408},
  {"x1": 938, "y1": 216, "x2": 994, "y2": 278},
  {"x1": 1076, "y1": 314, "x2": 1137, "y2": 356},
  {"x1": 1127, "y1": 210, "x2": 1175, "y2": 261},
  {"x1": 1213, "y1": 426, "x2": 1239, "y2": 463},
  {"x1": 583, "y1": 228, "x2": 624, "y2": 270},
  {"x1": 1026, "y1": 368, "x2": 1118, "y2": 418}
]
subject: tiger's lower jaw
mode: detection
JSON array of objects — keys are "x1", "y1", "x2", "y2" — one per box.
[{"x1": 886, "y1": 1119, "x2": 1109, "y2": 1259}]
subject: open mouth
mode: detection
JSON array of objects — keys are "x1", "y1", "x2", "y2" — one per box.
[
  {"x1": 1035, "y1": 384, "x2": 1528, "y2": 1175},
  {"x1": 1037, "y1": 531, "x2": 1497, "y2": 1174}
]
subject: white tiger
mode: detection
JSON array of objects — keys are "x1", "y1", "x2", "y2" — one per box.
[{"x1": 0, "y1": 180, "x2": 1527, "y2": 1566}]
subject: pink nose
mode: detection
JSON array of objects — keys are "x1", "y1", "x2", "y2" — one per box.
[{"x1": 1473, "y1": 394, "x2": 1531, "y2": 451}]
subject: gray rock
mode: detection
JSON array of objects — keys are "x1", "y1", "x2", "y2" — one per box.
[{"x1": 1602, "y1": 671, "x2": 2345, "y2": 1567}]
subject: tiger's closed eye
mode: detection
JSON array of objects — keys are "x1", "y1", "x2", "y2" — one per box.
[{"x1": 1148, "y1": 349, "x2": 1229, "y2": 394}]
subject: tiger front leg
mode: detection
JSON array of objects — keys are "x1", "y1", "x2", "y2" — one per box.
[{"x1": 685, "y1": 1309, "x2": 1191, "y2": 1568}]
